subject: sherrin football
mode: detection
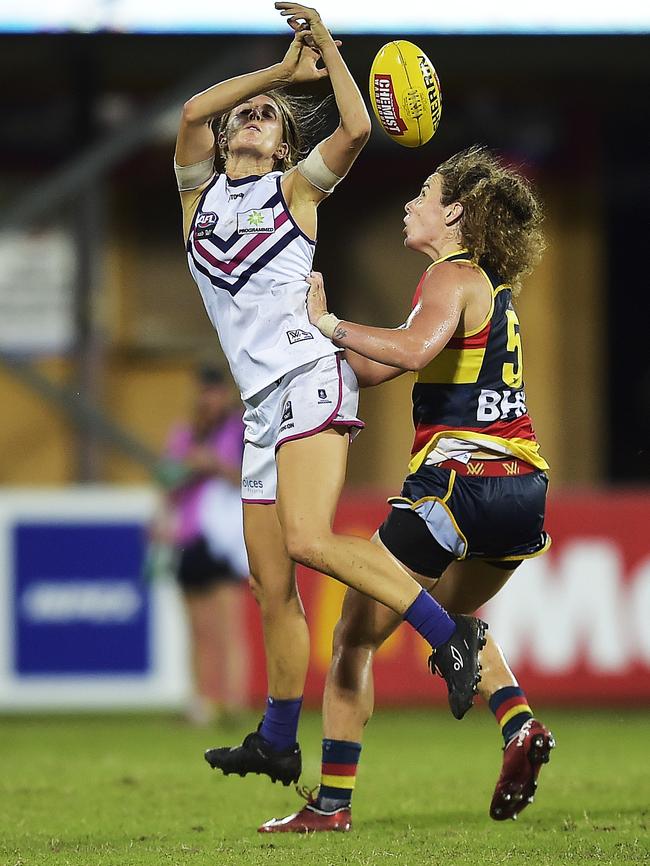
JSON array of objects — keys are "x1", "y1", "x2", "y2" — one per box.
[{"x1": 369, "y1": 40, "x2": 442, "y2": 148}]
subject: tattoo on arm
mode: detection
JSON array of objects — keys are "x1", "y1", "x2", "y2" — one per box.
[{"x1": 333, "y1": 324, "x2": 348, "y2": 341}]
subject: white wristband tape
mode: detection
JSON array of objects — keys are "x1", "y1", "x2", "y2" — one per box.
[
  {"x1": 174, "y1": 156, "x2": 215, "y2": 191},
  {"x1": 317, "y1": 313, "x2": 341, "y2": 339}
]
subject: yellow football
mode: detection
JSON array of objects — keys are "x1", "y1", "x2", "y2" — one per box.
[{"x1": 369, "y1": 40, "x2": 442, "y2": 148}]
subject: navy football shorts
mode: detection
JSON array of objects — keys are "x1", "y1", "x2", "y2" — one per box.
[{"x1": 378, "y1": 464, "x2": 550, "y2": 579}]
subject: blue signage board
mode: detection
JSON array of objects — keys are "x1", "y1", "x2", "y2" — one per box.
[{"x1": 13, "y1": 522, "x2": 150, "y2": 676}]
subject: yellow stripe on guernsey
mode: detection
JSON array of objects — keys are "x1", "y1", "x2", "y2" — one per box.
[
  {"x1": 416, "y1": 254, "x2": 500, "y2": 386},
  {"x1": 408, "y1": 430, "x2": 550, "y2": 474},
  {"x1": 321, "y1": 774, "x2": 356, "y2": 790},
  {"x1": 417, "y1": 348, "x2": 486, "y2": 385},
  {"x1": 500, "y1": 704, "x2": 533, "y2": 728}
]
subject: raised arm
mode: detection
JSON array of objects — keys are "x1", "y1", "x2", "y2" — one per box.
[
  {"x1": 277, "y1": 3, "x2": 371, "y2": 202},
  {"x1": 306, "y1": 265, "x2": 467, "y2": 371}
]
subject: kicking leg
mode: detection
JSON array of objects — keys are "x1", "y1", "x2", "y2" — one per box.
[{"x1": 276, "y1": 430, "x2": 486, "y2": 719}]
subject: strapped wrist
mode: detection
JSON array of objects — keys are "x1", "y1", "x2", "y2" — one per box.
[{"x1": 316, "y1": 313, "x2": 341, "y2": 339}]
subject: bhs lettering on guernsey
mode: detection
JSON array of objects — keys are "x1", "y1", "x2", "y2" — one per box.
[
  {"x1": 229, "y1": 192, "x2": 244, "y2": 201},
  {"x1": 286, "y1": 329, "x2": 314, "y2": 345},
  {"x1": 242, "y1": 478, "x2": 264, "y2": 489},
  {"x1": 477, "y1": 388, "x2": 527, "y2": 422},
  {"x1": 280, "y1": 422, "x2": 295, "y2": 432}
]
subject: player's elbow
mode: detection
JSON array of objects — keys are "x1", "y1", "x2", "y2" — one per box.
[
  {"x1": 180, "y1": 97, "x2": 205, "y2": 126},
  {"x1": 340, "y1": 117, "x2": 371, "y2": 148},
  {"x1": 347, "y1": 121, "x2": 371, "y2": 147},
  {"x1": 404, "y1": 342, "x2": 434, "y2": 372}
]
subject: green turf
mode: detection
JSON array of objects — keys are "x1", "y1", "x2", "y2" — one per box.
[{"x1": 1, "y1": 708, "x2": 648, "y2": 865}]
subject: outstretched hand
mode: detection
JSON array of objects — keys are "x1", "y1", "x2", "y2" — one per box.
[
  {"x1": 275, "y1": 3, "x2": 335, "y2": 48},
  {"x1": 278, "y1": 29, "x2": 330, "y2": 84},
  {"x1": 276, "y1": 3, "x2": 342, "y2": 84},
  {"x1": 306, "y1": 270, "x2": 329, "y2": 325}
]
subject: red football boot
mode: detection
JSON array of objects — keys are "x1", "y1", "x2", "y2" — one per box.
[
  {"x1": 490, "y1": 718, "x2": 555, "y2": 821},
  {"x1": 258, "y1": 787, "x2": 352, "y2": 833}
]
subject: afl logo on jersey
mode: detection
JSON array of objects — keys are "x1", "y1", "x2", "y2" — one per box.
[
  {"x1": 237, "y1": 208, "x2": 275, "y2": 235},
  {"x1": 195, "y1": 211, "x2": 217, "y2": 239}
]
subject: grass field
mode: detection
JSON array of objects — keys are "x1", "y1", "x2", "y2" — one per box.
[{"x1": 2, "y1": 708, "x2": 648, "y2": 866}]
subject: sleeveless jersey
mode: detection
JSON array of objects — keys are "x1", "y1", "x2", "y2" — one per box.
[
  {"x1": 409, "y1": 250, "x2": 548, "y2": 473},
  {"x1": 186, "y1": 171, "x2": 337, "y2": 400}
]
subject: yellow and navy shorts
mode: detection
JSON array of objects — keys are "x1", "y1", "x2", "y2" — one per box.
[{"x1": 378, "y1": 458, "x2": 551, "y2": 579}]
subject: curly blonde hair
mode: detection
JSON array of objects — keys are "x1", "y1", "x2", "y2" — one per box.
[
  {"x1": 216, "y1": 90, "x2": 328, "y2": 173},
  {"x1": 436, "y1": 145, "x2": 545, "y2": 295}
]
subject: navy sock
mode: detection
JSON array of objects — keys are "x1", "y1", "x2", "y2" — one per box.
[
  {"x1": 259, "y1": 696, "x2": 303, "y2": 751},
  {"x1": 403, "y1": 589, "x2": 455, "y2": 649},
  {"x1": 316, "y1": 738, "x2": 362, "y2": 812}
]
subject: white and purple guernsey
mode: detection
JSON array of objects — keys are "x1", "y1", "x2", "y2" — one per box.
[{"x1": 186, "y1": 171, "x2": 337, "y2": 400}]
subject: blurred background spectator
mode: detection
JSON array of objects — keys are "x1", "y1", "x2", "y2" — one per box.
[{"x1": 150, "y1": 365, "x2": 250, "y2": 725}]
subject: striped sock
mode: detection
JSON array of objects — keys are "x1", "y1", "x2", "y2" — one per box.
[
  {"x1": 489, "y1": 686, "x2": 534, "y2": 746},
  {"x1": 315, "y1": 738, "x2": 361, "y2": 812},
  {"x1": 258, "y1": 696, "x2": 303, "y2": 751}
]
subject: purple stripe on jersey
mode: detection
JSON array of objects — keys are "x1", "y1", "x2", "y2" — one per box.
[
  {"x1": 227, "y1": 174, "x2": 263, "y2": 186},
  {"x1": 242, "y1": 498, "x2": 276, "y2": 505},
  {"x1": 200, "y1": 191, "x2": 282, "y2": 253},
  {"x1": 189, "y1": 227, "x2": 300, "y2": 297},
  {"x1": 194, "y1": 210, "x2": 289, "y2": 275},
  {"x1": 275, "y1": 355, "x2": 344, "y2": 452}
]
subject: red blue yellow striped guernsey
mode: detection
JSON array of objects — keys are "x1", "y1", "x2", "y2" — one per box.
[{"x1": 409, "y1": 250, "x2": 548, "y2": 473}]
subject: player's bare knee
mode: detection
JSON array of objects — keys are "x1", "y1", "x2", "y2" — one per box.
[
  {"x1": 250, "y1": 585, "x2": 305, "y2": 631},
  {"x1": 247, "y1": 568, "x2": 296, "y2": 611},
  {"x1": 333, "y1": 616, "x2": 381, "y2": 654},
  {"x1": 283, "y1": 529, "x2": 329, "y2": 570}
]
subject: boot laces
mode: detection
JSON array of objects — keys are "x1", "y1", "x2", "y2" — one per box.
[
  {"x1": 428, "y1": 652, "x2": 443, "y2": 678},
  {"x1": 295, "y1": 784, "x2": 319, "y2": 806}
]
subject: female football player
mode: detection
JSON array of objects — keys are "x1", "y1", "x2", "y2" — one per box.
[
  {"x1": 176, "y1": 4, "x2": 485, "y2": 790},
  {"x1": 259, "y1": 146, "x2": 555, "y2": 832}
]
